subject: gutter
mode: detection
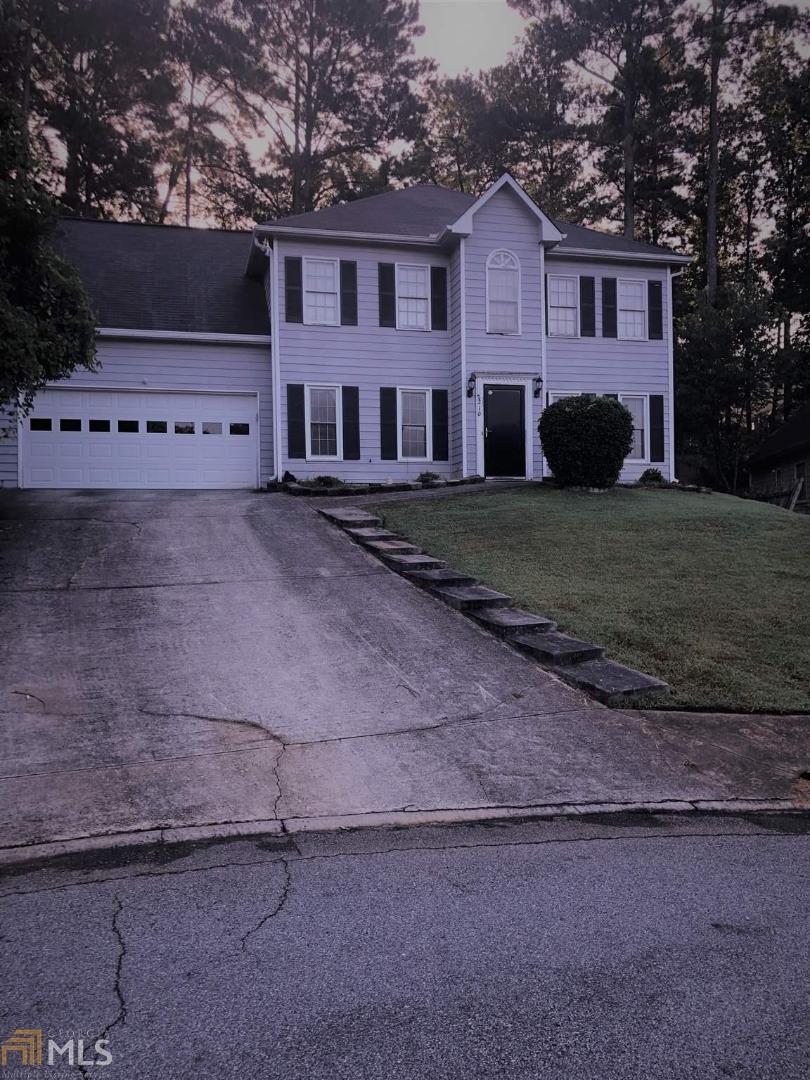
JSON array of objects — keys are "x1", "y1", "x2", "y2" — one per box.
[{"x1": 97, "y1": 327, "x2": 271, "y2": 345}]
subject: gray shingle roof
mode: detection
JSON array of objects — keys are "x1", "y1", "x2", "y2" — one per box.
[
  {"x1": 748, "y1": 403, "x2": 810, "y2": 467},
  {"x1": 54, "y1": 218, "x2": 269, "y2": 335},
  {"x1": 262, "y1": 183, "x2": 686, "y2": 260}
]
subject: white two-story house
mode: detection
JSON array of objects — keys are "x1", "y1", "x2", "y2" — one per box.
[{"x1": 1, "y1": 174, "x2": 689, "y2": 490}]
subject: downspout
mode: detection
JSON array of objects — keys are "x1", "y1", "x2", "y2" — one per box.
[
  {"x1": 668, "y1": 266, "x2": 686, "y2": 482},
  {"x1": 271, "y1": 241, "x2": 283, "y2": 481},
  {"x1": 459, "y1": 237, "x2": 468, "y2": 476},
  {"x1": 539, "y1": 242, "x2": 548, "y2": 480}
]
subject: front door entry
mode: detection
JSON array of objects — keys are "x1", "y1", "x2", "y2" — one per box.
[{"x1": 483, "y1": 384, "x2": 526, "y2": 478}]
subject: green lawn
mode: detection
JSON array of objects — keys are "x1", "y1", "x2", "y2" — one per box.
[{"x1": 376, "y1": 488, "x2": 810, "y2": 713}]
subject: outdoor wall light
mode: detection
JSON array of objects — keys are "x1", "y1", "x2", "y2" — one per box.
[
  {"x1": 533, "y1": 374, "x2": 543, "y2": 398},
  {"x1": 466, "y1": 373, "x2": 476, "y2": 397}
]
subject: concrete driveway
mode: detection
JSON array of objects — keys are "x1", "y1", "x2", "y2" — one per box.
[{"x1": 1, "y1": 490, "x2": 808, "y2": 854}]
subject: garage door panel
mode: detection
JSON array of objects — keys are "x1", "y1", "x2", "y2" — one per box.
[{"x1": 23, "y1": 388, "x2": 259, "y2": 490}]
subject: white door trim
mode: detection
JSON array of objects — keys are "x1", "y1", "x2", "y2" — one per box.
[{"x1": 474, "y1": 374, "x2": 534, "y2": 480}]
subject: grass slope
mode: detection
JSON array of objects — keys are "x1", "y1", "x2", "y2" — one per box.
[{"x1": 377, "y1": 488, "x2": 810, "y2": 713}]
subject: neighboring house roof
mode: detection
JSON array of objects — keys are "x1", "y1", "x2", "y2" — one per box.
[
  {"x1": 54, "y1": 218, "x2": 270, "y2": 336},
  {"x1": 748, "y1": 403, "x2": 810, "y2": 468},
  {"x1": 259, "y1": 182, "x2": 689, "y2": 262}
]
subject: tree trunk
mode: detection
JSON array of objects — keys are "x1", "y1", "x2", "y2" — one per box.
[
  {"x1": 705, "y1": 1, "x2": 723, "y2": 305},
  {"x1": 783, "y1": 315, "x2": 793, "y2": 417},
  {"x1": 622, "y1": 55, "x2": 636, "y2": 240},
  {"x1": 184, "y1": 73, "x2": 197, "y2": 227}
]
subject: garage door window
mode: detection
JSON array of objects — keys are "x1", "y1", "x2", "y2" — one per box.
[
  {"x1": 30, "y1": 418, "x2": 52, "y2": 431},
  {"x1": 175, "y1": 421, "x2": 195, "y2": 434},
  {"x1": 230, "y1": 423, "x2": 250, "y2": 435},
  {"x1": 89, "y1": 420, "x2": 110, "y2": 433},
  {"x1": 147, "y1": 421, "x2": 167, "y2": 434},
  {"x1": 60, "y1": 419, "x2": 81, "y2": 432},
  {"x1": 118, "y1": 420, "x2": 139, "y2": 433}
]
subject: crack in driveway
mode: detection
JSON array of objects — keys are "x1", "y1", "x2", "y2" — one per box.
[{"x1": 239, "y1": 859, "x2": 293, "y2": 951}]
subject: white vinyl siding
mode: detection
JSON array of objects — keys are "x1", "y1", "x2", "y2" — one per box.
[
  {"x1": 396, "y1": 264, "x2": 430, "y2": 331},
  {"x1": 303, "y1": 258, "x2": 339, "y2": 326},
  {"x1": 618, "y1": 279, "x2": 647, "y2": 340},
  {"x1": 305, "y1": 384, "x2": 341, "y2": 459},
  {"x1": 548, "y1": 275, "x2": 578, "y2": 337},
  {"x1": 486, "y1": 250, "x2": 520, "y2": 335},
  {"x1": 619, "y1": 393, "x2": 648, "y2": 461},
  {"x1": 398, "y1": 387, "x2": 432, "y2": 461}
]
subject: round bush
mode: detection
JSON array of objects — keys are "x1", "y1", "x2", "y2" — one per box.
[
  {"x1": 538, "y1": 396, "x2": 634, "y2": 488},
  {"x1": 638, "y1": 467, "x2": 665, "y2": 485}
]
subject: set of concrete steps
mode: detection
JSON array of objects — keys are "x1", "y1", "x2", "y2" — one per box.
[{"x1": 320, "y1": 505, "x2": 668, "y2": 705}]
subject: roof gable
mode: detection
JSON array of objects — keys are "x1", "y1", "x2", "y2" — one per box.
[{"x1": 446, "y1": 173, "x2": 562, "y2": 244}]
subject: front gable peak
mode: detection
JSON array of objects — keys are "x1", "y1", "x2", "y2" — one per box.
[{"x1": 446, "y1": 174, "x2": 562, "y2": 244}]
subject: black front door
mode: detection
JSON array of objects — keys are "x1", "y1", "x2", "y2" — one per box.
[{"x1": 484, "y1": 385, "x2": 525, "y2": 477}]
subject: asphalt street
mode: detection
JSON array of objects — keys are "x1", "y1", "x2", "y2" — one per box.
[{"x1": 2, "y1": 812, "x2": 808, "y2": 1079}]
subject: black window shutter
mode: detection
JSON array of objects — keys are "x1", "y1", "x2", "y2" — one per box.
[
  {"x1": 342, "y1": 386, "x2": 360, "y2": 459},
  {"x1": 580, "y1": 276, "x2": 596, "y2": 336},
  {"x1": 380, "y1": 387, "x2": 397, "y2": 459},
  {"x1": 287, "y1": 384, "x2": 306, "y2": 458},
  {"x1": 340, "y1": 261, "x2": 357, "y2": 326},
  {"x1": 432, "y1": 389, "x2": 449, "y2": 461},
  {"x1": 648, "y1": 280, "x2": 663, "y2": 339},
  {"x1": 650, "y1": 395, "x2": 665, "y2": 462},
  {"x1": 378, "y1": 264, "x2": 396, "y2": 327},
  {"x1": 430, "y1": 266, "x2": 448, "y2": 330},
  {"x1": 285, "y1": 257, "x2": 303, "y2": 323},
  {"x1": 602, "y1": 277, "x2": 617, "y2": 338},
  {"x1": 544, "y1": 273, "x2": 549, "y2": 334}
]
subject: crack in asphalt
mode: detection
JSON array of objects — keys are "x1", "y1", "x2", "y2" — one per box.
[
  {"x1": 78, "y1": 895, "x2": 127, "y2": 1079},
  {"x1": 9, "y1": 689, "x2": 47, "y2": 710},
  {"x1": 2, "y1": 827, "x2": 802, "y2": 902},
  {"x1": 0, "y1": 568, "x2": 386, "y2": 595},
  {"x1": 239, "y1": 859, "x2": 293, "y2": 951}
]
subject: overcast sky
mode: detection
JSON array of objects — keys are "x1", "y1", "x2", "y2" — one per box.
[{"x1": 414, "y1": 0, "x2": 526, "y2": 76}]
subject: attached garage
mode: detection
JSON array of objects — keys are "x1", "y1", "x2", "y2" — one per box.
[
  {"x1": 21, "y1": 387, "x2": 259, "y2": 489},
  {"x1": 1, "y1": 218, "x2": 274, "y2": 491}
]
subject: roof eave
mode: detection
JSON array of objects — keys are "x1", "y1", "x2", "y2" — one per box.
[
  {"x1": 551, "y1": 245, "x2": 692, "y2": 265},
  {"x1": 254, "y1": 223, "x2": 444, "y2": 247}
]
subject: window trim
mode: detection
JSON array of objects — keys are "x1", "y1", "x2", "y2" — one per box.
[
  {"x1": 617, "y1": 278, "x2": 648, "y2": 341},
  {"x1": 396, "y1": 386, "x2": 433, "y2": 462},
  {"x1": 302, "y1": 256, "x2": 340, "y2": 327},
  {"x1": 618, "y1": 392, "x2": 650, "y2": 463},
  {"x1": 546, "y1": 273, "x2": 580, "y2": 338},
  {"x1": 395, "y1": 263, "x2": 432, "y2": 332},
  {"x1": 486, "y1": 249, "x2": 522, "y2": 336},
  {"x1": 304, "y1": 383, "x2": 343, "y2": 461}
]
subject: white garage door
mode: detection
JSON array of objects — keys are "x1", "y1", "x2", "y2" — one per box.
[{"x1": 21, "y1": 388, "x2": 259, "y2": 489}]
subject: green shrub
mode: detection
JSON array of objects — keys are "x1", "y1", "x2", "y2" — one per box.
[
  {"x1": 310, "y1": 475, "x2": 343, "y2": 487},
  {"x1": 418, "y1": 471, "x2": 440, "y2": 483},
  {"x1": 538, "y1": 396, "x2": 633, "y2": 488},
  {"x1": 638, "y1": 467, "x2": 666, "y2": 485}
]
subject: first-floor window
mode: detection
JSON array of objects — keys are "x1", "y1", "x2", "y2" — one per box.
[
  {"x1": 619, "y1": 394, "x2": 646, "y2": 460},
  {"x1": 399, "y1": 388, "x2": 430, "y2": 459},
  {"x1": 307, "y1": 385, "x2": 340, "y2": 458}
]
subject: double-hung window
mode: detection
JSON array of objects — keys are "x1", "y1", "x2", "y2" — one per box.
[
  {"x1": 396, "y1": 265, "x2": 430, "y2": 330},
  {"x1": 303, "y1": 258, "x2": 339, "y2": 325},
  {"x1": 619, "y1": 394, "x2": 647, "y2": 460},
  {"x1": 617, "y1": 280, "x2": 647, "y2": 340},
  {"x1": 547, "y1": 275, "x2": 578, "y2": 337},
  {"x1": 486, "y1": 250, "x2": 520, "y2": 334},
  {"x1": 306, "y1": 385, "x2": 341, "y2": 459},
  {"x1": 398, "y1": 388, "x2": 431, "y2": 460}
]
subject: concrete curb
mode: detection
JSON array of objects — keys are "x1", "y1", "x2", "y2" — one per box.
[{"x1": 1, "y1": 798, "x2": 806, "y2": 870}]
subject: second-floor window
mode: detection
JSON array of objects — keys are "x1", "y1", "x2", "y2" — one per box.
[
  {"x1": 303, "y1": 258, "x2": 339, "y2": 325},
  {"x1": 547, "y1": 275, "x2": 579, "y2": 337},
  {"x1": 396, "y1": 265, "x2": 430, "y2": 331},
  {"x1": 486, "y1": 250, "x2": 520, "y2": 334},
  {"x1": 617, "y1": 280, "x2": 647, "y2": 340}
]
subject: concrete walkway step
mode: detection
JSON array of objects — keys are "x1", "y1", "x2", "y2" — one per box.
[
  {"x1": 562, "y1": 658, "x2": 669, "y2": 704},
  {"x1": 405, "y1": 567, "x2": 477, "y2": 587},
  {"x1": 365, "y1": 539, "x2": 422, "y2": 554},
  {"x1": 433, "y1": 584, "x2": 513, "y2": 611},
  {"x1": 381, "y1": 553, "x2": 447, "y2": 571},
  {"x1": 515, "y1": 631, "x2": 603, "y2": 666},
  {"x1": 319, "y1": 507, "x2": 382, "y2": 527},
  {"x1": 345, "y1": 526, "x2": 401, "y2": 542},
  {"x1": 474, "y1": 607, "x2": 556, "y2": 637}
]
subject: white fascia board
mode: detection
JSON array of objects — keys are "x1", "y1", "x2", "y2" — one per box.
[
  {"x1": 97, "y1": 327, "x2": 272, "y2": 345},
  {"x1": 549, "y1": 247, "x2": 692, "y2": 266},
  {"x1": 255, "y1": 225, "x2": 442, "y2": 248},
  {"x1": 447, "y1": 174, "x2": 563, "y2": 244}
]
